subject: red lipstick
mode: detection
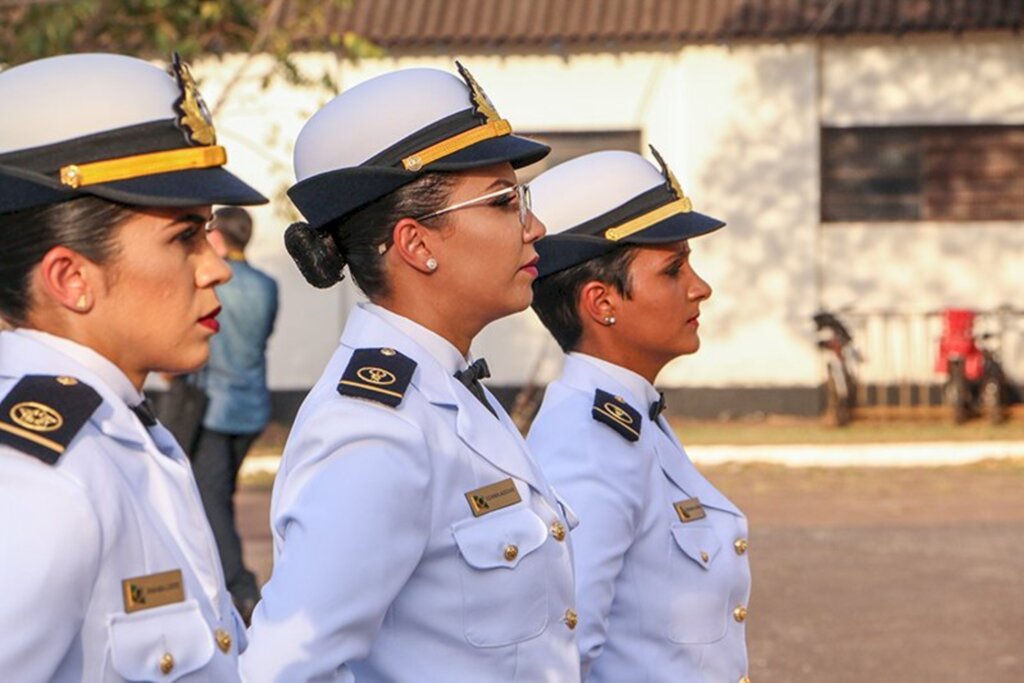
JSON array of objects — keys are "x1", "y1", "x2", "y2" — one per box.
[{"x1": 198, "y1": 307, "x2": 221, "y2": 333}]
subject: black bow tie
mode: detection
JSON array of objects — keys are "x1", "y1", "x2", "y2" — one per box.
[
  {"x1": 455, "y1": 358, "x2": 497, "y2": 418},
  {"x1": 131, "y1": 397, "x2": 158, "y2": 428},
  {"x1": 649, "y1": 392, "x2": 667, "y2": 421}
]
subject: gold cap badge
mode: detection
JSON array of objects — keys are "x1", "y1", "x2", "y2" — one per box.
[
  {"x1": 456, "y1": 61, "x2": 501, "y2": 123},
  {"x1": 169, "y1": 53, "x2": 216, "y2": 146}
]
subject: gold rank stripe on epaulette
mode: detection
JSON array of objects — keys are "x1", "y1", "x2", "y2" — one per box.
[
  {"x1": 591, "y1": 389, "x2": 642, "y2": 442},
  {"x1": 337, "y1": 347, "x2": 417, "y2": 408},
  {"x1": 0, "y1": 375, "x2": 102, "y2": 464}
]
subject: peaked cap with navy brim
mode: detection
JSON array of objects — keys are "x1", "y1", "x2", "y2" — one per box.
[
  {"x1": 288, "y1": 62, "x2": 550, "y2": 230},
  {"x1": 0, "y1": 53, "x2": 266, "y2": 215},
  {"x1": 530, "y1": 147, "x2": 725, "y2": 279}
]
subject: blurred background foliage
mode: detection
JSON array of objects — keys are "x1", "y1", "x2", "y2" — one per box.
[{"x1": 0, "y1": 0, "x2": 382, "y2": 90}]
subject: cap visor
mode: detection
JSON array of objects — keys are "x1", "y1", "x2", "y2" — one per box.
[
  {"x1": 535, "y1": 234, "x2": 617, "y2": 279},
  {"x1": 85, "y1": 167, "x2": 267, "y2": 207},
  {"x1": 620, "y1": 210, "x2": 725, "y2": 244},
  {"x1": 427, "y1": 134, "x2": 550, "y2": 171}
]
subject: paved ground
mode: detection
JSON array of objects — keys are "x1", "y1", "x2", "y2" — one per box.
[{"x1": 237, "y1": 460, "x2": 1024, "y2": 683}]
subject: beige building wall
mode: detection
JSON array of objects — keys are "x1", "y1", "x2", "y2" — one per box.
[{"x1": 193, "y1": 33, "x2": 1021, "y2": 391}]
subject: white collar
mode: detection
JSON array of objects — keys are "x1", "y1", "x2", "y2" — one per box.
[
  {"x1": 569, "y1": 352, "x2": 661, "y2": 409},
  {"x1": 363, "y1": 303, "x2": 474, "y2": 375},
  {"x1": 13, "y1": 329, "x2": 146, "y2": 407}
]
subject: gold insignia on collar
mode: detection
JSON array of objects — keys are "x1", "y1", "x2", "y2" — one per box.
[
  {"x1": 456, "y1": 61, "x2": 501, "y2": 123},
  {"x1": 169, "y1": 53, "x2": 217, "y2": 146},
  {"x1": 10, "y1": 402, "x2": 63, "y2": 432},
  {"x1": 649, "y1": 145, "x2": 693, "y2": 211},
  {"x1": 356, "y1": 366, "x2": 397, "y2": 386},
  {"x1": 603, "y1": 402, "x2": 634, "y2": 425}
]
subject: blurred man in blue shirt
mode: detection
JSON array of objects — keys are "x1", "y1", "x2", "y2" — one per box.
[{"x1": 194, "y1": 206, "x2": 278, "y2": 623}]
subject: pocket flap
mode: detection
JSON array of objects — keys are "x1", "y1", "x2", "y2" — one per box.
[
  {"x1": 670, "y1": 523, "x2": 721, "y2": 570},
  {"x1": 452, "y1": 505, "x2": 548, "y2": 569},
  {"x1": 108, "y1": 599, "x2": 215, "y2": 681}
]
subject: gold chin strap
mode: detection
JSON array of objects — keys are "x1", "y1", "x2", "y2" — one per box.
[
  {"x1": 603, "y1": 197, "x2": 694, "y2": 242},
  {"x1": 401, "y1": 119, "x2": 512, "y2": 172},
  {"x1": 59, "y1": 145, "x2": 227, "y2": 189}
]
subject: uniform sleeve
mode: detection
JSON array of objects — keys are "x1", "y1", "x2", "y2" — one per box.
[
  {"x1": 241, "y1": 399, "x2": 432, "y2": 683},
  {"x1": 0, "y1": 455, "x2": 102, "y2": 680},
  {"x1": 530, "y1": 418, "x2": 647, "y2": 677}
]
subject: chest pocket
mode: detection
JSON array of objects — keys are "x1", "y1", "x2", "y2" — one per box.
[
  {"x1": 665, "y1": 522, "x2": 730, "y2": 645},
  {"x1": 108, "y1": 599, "x2": 215, "y2": 681},
  {"x1": 451, "y1": 504, "x2": 550, "y2": 647}
]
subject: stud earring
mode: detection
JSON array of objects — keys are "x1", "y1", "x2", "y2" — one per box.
[
  {"x1": 75, "y1": 294, "x2": 88, "y2": 310},
  {"x1": 603, "y1": 315, "x2": 616, "y2": 326},
  {"x1": 425, "y1": 257, "x2": 438, "y2": 272}
]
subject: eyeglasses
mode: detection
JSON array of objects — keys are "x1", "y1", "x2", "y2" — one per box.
[
  {"x1": 377, "y1": 183, "x2": 532, "y2": 255},
  {"x1": 417, "y1": 183, "x2": 532, "y2": 228}
]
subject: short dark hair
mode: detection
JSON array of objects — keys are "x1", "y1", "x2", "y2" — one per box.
[
  {"x1": 0, "y1": 197, "x2": 132, "y2": 326},
  {"x1": 531, "y1": 245, "x2": 639, "y2": 352},
  {"x1": 285, "y1": 172, "x2": 455, "y2": 299},
  {"x1": 211, "y1": 206, "x2": 253, "y2": 250}
]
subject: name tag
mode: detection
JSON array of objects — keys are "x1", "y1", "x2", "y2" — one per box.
[
  {"x1": 465, "y1": 478, "x2": 522, "y2": 517},
  {"x1": 673, "y1": 497, "x2": 706, "y2": 523},
  {"x1": 122, "y1": 569, "x2": 185, "y2": 613}
]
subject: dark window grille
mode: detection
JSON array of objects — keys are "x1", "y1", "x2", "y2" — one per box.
[{"x1": 822, "y1": 126, "x2": 1024, "y2": 222}]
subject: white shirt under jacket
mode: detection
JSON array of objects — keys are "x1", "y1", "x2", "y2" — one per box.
[
  {"x1": 528, "y1": 353, "x2": 751, "y2": 683},
  {"x1": 0, "y1": 329, "x2": 245, "y2": 682},
  {"x1": 241, "y1": 303, "x2": 580, "y2": 683}
]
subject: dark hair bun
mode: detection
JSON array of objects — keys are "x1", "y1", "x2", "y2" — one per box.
[{"x1": 284, "y1": 221, "x2": 347, "y2": 288}]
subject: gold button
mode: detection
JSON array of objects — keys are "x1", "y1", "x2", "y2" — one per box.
[
  {"x1": 700, "y1": 550, "x2": 710, "y2": 563},
  {"x1": 564, "y1": 608, "x2": 578, "y2": 630},
  {"x1": 734, "y1": 538, "x2": 749, "y2": 555},
  {"x1": 215, "y1": 628, "x2": 232, "y2": 653},
  {"x1": 550, "y1": 521, "x2": 566, "y2": 542},
  {"x1": 380, "y1": 348, "x2": 396, "y2": 356},
  {"x1": 733, "y1": 605, "x2": 748, "y2": 623},
  {"x1": 55, "y1": 376, "x2": 78, "y2": 386},
  {"x1": 739, "y1": 677, "x2": 751, "y2": 683},
  {"x1": 504, "y1": 544, "x2": 519, "y2": 562},
  {"x1": 160, "y1": 652, "x2": 174, "y2": 675}
]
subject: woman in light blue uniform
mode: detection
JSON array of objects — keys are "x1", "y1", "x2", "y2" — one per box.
[
  {"x1": 527, "y1": 150, "x2": 752, "y2": 683},
  {"x1": 0, "y1": 54, "x2": 266, "y2": 681},
  {"x1": 241, "y1": 65, "x2": 580, "y2": 682}
]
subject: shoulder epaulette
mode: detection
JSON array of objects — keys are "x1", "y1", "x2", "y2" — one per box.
[
  {"x1": 0, "y1": 375, "x2": 101, "y2": 464},
  {"x1": 591, "y1": 389, "x2": 642, "y2": 442},
  {"x1": 337, "y1": 347, "x2": 416, "y2": 408}
]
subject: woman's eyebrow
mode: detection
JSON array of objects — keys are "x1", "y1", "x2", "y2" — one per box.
[{"x1": 162, "y1": 213, "x2": 212, "y2": 229}]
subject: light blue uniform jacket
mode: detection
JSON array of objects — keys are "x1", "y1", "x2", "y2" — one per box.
[
  {"x1": 0, "y1": 330, "x2": 245, "y2": 682},
  {"x1": 528, "y1": 354, "x2": 751, "y2": 683},
  {"x1": 242, "y1": 304, "x2": 580, "y2": 682}
]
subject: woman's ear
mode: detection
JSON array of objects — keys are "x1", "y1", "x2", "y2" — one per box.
[
  {"x1": 390, "y1": 218, "x2": 440, "y2": 274},
  {"x1": 579, "y1": 280, "x2": 619, "y2": 328},
  {"x1": 35, "y1": 246, "x2": 95, "y2": 314}
]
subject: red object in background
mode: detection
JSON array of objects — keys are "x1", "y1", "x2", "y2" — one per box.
[{"x1": 935, "y1": 309, "x2": 986, "y2": 380}]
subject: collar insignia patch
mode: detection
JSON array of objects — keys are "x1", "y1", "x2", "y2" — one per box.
[
  {"x1": 456, "y1": 61, "x2": 501, "y2": 123},
  {"x1": 338, "y1": 348, "x2": 416, "y2": 408},
  {"x1": 0, "y1": 375, "x2": 101, "y2": 464},
  {"x1": 169, "y1": 52, "x2": 217, "y2": 146},
  {"x1": 592, "y1": 389, "x2": 642, "y2": 442}
]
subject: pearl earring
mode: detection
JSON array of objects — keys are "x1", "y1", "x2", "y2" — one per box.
[
  {"x1": 603, "y1": 315, "x2": 616, "y2": 326},
  {"x1": 425, "y1": 257, "x2": 438, "y2": 272},
  {"x1": 75, "y1": 294, "x2": 88, "y2": 310}
]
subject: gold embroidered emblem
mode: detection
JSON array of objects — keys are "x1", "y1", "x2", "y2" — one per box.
[
  {"x1": 55, "y1": 376, "x2": 78, "y2": 386},
  {"x1": 169, "y1": 53, "x2": 217, "y2": 146},
  {"x1": 603, "y1": 402, "x2": 634, "y2": 425},
  {"x1": 9, "y1": 402, "x2": 63, "y2": 432},
  {"x1": 649, "y1": 145, "x2": 693, "y2": 211},
  {"x1": 456, "y1": 61, "x2": 501, "y2": 123},
  {"x1": 356, "y1": 367, "x2": 397, "y2": 386}
]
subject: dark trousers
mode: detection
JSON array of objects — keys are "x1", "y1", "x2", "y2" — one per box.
[{"x1": 191, "y1": 428, "x2": 261, "y2": 605}]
